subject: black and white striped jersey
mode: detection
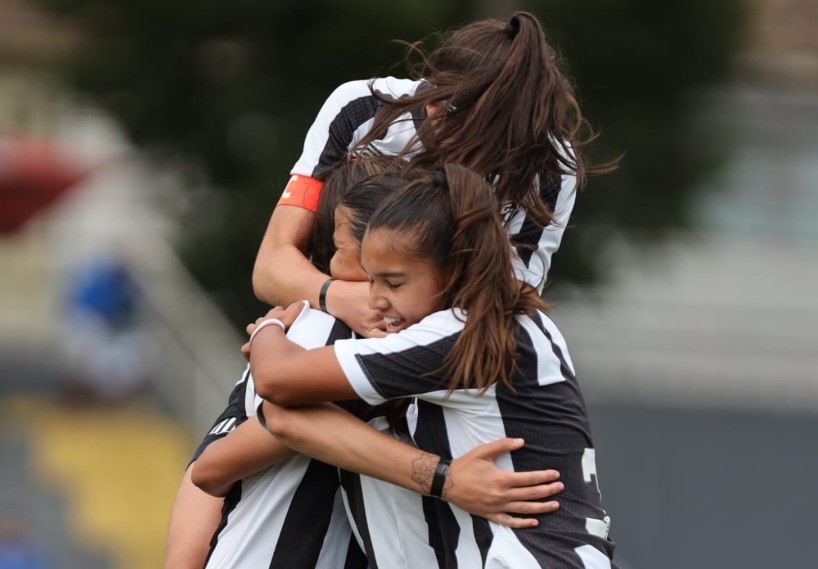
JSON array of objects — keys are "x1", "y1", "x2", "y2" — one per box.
[
  {"x1": 338, "y1": 415, "x2": 440, "y2": 569},
  {"x1": 284, "y1": 77, "x2": 577, "y2": 292},
  {"x1": 194, "y1": 309, "x2": 366, "y2": 569},
  {"x1": 334, "y1": 309, "x2": 617, "y2": 569}
]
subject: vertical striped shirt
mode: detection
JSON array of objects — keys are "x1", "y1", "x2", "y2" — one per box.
[
  {"x1": 192, "y1": 309, "x2": 367, "y2": 569},
  {"x1": 334, "y1": 309, "x2": 617, "y2": 568}
]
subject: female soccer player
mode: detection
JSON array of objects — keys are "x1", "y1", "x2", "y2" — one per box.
[
  {"x1": 253, "y1": 11, "x2": 606, "y2": 336},
  {"x1": 171, "y1": 161, "x2": 565, "y2": 569},
  {"x1": 251, "y1": 165, "x2": 617, "y2": 568}
]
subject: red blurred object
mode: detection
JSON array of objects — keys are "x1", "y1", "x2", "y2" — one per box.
[{"x1": 0, "y1": 135, "x2": 90, "y2": 234}]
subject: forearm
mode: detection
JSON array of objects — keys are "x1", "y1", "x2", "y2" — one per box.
[
  {"x1": 191, "y1": 417, "x2": 297, "y2": 497},
  {"x1": 253, "y1": 205, "x2": 326, "y2": 306},
  {"x1": 164, "y1": 464, "x2": 224, "y2": 569},
  {"x1": 263, "y1": 402, "x2": 439, "y2": 496},
  {"x1": 253, "y1": 243, "x2": 328, "y2": 307}
]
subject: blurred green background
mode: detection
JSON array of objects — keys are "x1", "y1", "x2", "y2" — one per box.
[{"x1": 1, "y1": 0, "x2": 816, "y2": 567}]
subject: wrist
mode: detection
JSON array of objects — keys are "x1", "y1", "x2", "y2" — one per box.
[
  {"x1": 319, "y1": 278, "x2": 335, "y2": 314},
  {"x1": 249, "y1": 318, "x2": 286, "y2": 348},
  {"x1": 429, "y1": 457, "x2": 452, "y2": 500}
]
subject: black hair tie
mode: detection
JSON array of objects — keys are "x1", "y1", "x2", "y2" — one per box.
[
  {"x1": 505, "y1": 17, "x2": 520, "y2": 39},
  {"x1": 432, "y1": 170, "x2": 447, "y2": 188}
]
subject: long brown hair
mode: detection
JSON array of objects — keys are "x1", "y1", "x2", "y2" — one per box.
[
  {"x1": 357, "y1": 11, "x2": 610, "y2": 228},
  {"x1": 311, "y1": 156, "x2": 405, "y2": 272},
  {"x1": 367, "y1": 163, "x2": 546, "y2": 393}
]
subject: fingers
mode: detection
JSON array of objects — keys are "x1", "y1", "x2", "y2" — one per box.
[
  {"x1": 501, "y1": 499, "x2": 560, "y2": 515},
  {"x1": 500, "y1": 480, "x2": 565, "y2": 502},
  {"x1": 488, "y1": 513, "x2": 539, "y2": 529},
  {"x1": 366, "y1": 328, "x2": 388, "y2": 339},
  {"x1": 505, "y1": 469, "x2": 561, "y2": 488},
  {"x1": 468, "y1": 437, "x2": 525, "y2": 459}
]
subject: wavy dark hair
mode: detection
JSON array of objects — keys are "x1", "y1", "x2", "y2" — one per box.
[{"x1": 356, "y1": 11, "x2": 615, "y2": 230}]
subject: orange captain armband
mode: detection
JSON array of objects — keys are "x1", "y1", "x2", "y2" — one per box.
[{"x1": 277, "y1": 174, "x2": 324, "y2": 212}]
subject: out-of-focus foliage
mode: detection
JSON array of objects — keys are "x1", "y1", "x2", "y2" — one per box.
[
  {"x1": 526, "y1": 0, "x2": 748, "y2": 283},
  {"x1": 35, "y1": 0, "x2": 746, "y2": 325}
]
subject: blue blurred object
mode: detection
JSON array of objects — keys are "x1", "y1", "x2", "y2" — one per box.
[{"x1": 66, "y1": 258, "x2": 139, "y2": 331}]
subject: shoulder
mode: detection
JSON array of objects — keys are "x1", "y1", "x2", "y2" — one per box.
[
  {"x1": 323, "y1": 77, "x2": 421, "y2": 106},
  {"x1": 335, "y1": 309, "x2": 463, "y2": 358},
  {"x1": 287, "y1": 304, "x2": 352, "y2": 349}
]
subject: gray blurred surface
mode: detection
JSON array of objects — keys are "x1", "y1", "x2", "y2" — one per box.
[{"x1": 591, "y1": 401, "x2": 816, "y2": 569}]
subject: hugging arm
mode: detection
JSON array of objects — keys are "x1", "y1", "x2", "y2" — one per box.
[
  {"x1": 164, "y1": 464, "x2": 224, "y2": 569},
  {"x1": 262, "y1": 401, "x2": 562, "y2": 528},
  {"x1": 191, "y1": 417, "x2": 297, "y2": 497}
]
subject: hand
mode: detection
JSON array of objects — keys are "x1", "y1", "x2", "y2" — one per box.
[
  {"x1": 444, "y1": 438, "x2": 562, "y2": 529},
  {"x1": 326, "y1": 280, "x2": 385, "y2": 337},
  {"x1": 240, "y1": 302, "x2": 307, "y2": 359}
]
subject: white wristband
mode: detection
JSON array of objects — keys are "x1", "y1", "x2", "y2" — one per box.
[{"x1": 249, "y1": 318, "x2": 286, "y2": 347}]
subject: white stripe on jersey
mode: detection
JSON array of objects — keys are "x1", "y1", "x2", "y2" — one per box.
[
  {"x1": 290, "y1": 77, "x2": 422, "y2": 179},
  {"x1": 205, "y1": 307, "x2": 359, "y2": 569},
  {"x1": 505, "y1": 169, "x2": 577, "y2": 292},
  {"x1": 340, "y1": 417, "x2": 439, "y2": 569}
]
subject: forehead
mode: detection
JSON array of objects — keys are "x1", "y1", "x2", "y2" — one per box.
[
  {"x1": 361, "y1": 228, "x2": 417, "y2": 266},
  {"x1": 333, "y1": 206, "x2": 356, "y2": 243}
]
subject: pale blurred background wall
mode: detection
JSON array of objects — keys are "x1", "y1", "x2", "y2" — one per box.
[{"x1": 0, "y1": 0, "x2": 815, "y2": 567}]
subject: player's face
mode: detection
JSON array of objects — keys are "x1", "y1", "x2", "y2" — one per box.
[
  {"x1": 329, "y1": 206, "x2": 367, "y2": 282},
  {"x1": 361, "y1": 228, "x2": 448, "y2": 334}
]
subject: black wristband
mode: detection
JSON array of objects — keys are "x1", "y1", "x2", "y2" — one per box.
[
  {"x1": 429, "y1": 457, "x2": 451, "y2": 499},
  {"x1": 319, "y1": 278, "x2": 335, "y2": 314}
]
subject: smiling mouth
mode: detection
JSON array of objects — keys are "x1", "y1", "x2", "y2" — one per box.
[{"x1": 383, "y1": 316, "x2": 405, "y2": 330}]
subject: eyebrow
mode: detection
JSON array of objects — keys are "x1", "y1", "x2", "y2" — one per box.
[{"x1": 362, "y1": 266, "x2": 406, "y2": 279}]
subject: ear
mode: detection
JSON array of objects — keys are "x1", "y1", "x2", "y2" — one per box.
[{"x1": 425, "y1": 101, "x2": 443, "y2": 117}]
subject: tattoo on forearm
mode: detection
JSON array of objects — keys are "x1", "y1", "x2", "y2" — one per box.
[
  {"x1": 411, "y1": 452, "x2": 438, "y2": 494},
  {"x1": 411, "y1": 453, "x2": 455, "y2": 498}
]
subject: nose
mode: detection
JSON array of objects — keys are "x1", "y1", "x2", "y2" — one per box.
[{"x1": 368, "y1": 282, "x2": 389, "y2": 311}]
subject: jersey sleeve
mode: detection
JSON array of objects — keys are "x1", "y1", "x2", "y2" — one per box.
[
  {"x1": 189, "y1": 365, "x2": 251, "y2": 464},
  {"x1": 333, "y1": 311, "x2": 464, "y2": 405},
  {"x1": 279, "y1": 80, "x2": 383, "y2": 212},
  {"x1": 508, "y1": 170, "x2": 577, "y2": 292}
]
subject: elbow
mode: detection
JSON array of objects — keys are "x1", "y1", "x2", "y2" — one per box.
[
  {"x1": 263, "y1": 404, "x2": 301, "y2": 446},
  {"x1": 190, "y1": 460, "x2": 229, "y2": 497},
  {"x1": 251, "y1": 260, "x2": 270, "y2": 303},
  {"x1": 252, "y1": 368, "x2": 298, "y2": 407}
]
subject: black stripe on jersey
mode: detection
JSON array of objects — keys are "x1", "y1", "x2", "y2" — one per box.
[
  {"x1": 190, "y1": 367, "x2": 251, "y2": 463},
  {"x1": 495, "y1": 324, "x2": 614, "y2": 566},
  {"x1": 413, "y1": 401, "x2": 460, "y2": 568},
  {"x1": 268, "y1": 459, "x2": 342, "y2": 568},
  {"x1": 339, "y1": 470, "x2": 379, "y2": 569},
  {"x1": 471, "y1": 516, "x2": 493, "y2": 565},
  {"x1": 508, "y1": 173, "x2": 561, "y2": 268},
  {"x1": 353, "y1": 334, "x2": 457, "y2": 399},
  {"x1": 204, "y1": 480, "x2": 243, "y2": 567},
  {"x1": 314, "y1": 96, "x2": 382, "y2": 178},
  {"x1": 343, "y1": 533, "x2": 368, "y2": 569},
  {"x1": 326, "y1": 318, "x2": 354, "y2": 345}
]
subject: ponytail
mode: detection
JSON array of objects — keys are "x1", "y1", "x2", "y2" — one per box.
[{"x1": 356, "y1": 12, "x2": 611, "y2": 229}]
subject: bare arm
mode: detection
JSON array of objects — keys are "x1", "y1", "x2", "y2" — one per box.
[
  {"x1": 253, "y1": 205, "x2": 324, "y2": 306},
  {"x1": 164, "y1": 464, "x2": 224, "y2": 569},
  {"x1": 247, "y1": 303, "x2": 357, "y2": 405},
  {"x1": 252, "y1": 206, "x2": 383, "y2": 336},
  {"x1": 263, "y1": 401, "x2": 563, "y2": 528},
  {"x1": 191, "y1": 417, "x2": 297, "y2": 497}
]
